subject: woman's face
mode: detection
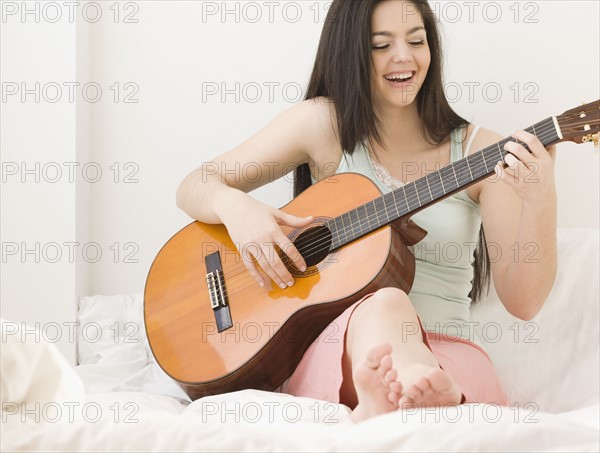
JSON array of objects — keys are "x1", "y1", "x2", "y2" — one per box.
[{"x1": 370, "y1": 0, "x2": 431, "y2": 111}]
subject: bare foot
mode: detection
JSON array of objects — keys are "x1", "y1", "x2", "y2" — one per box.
[
  {"x1": 350, "y1": 343, "x2": 403, "y2": 423},
  {"x1": 398, "y1": 364, "x2": 462, "y2": 409}
]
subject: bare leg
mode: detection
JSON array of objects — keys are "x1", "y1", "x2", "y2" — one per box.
[{"x1": 343, "y1": 288, "x2": 462, "y2": 422}]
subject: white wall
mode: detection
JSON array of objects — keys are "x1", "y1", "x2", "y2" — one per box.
[
  {"x1": 1, "y1": 4, "x2": 80, "y2": 362},
  {"x1": 2, "y1": 1, "x2": 599, "y2": 362}
]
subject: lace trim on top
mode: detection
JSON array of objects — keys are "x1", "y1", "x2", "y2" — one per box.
[
  {"x1": 366, "y1": 126, "x2": 479, "y2": 193},
  {"x1": 368, "y1": 152, "x2": 405, "y2": 190}
]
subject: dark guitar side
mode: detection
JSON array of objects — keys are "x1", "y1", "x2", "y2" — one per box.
[{"x1": 144, "y1": 173, "x2": 425, "y2": 399}]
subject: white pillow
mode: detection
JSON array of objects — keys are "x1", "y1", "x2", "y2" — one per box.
[
  {"x1": 471, "y1": 228, "x2": 600, "y2": 413},
  {"x1": 1, "y1": 319, "x2": 85, "y2": 415},
  {"x1": 76, "y1": 294, "x2": 189, "y2": 401}
]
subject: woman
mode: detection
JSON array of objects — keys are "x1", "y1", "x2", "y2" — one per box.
[{"x1": 176, "y1": 0, "x2": 557, "y2": 423}]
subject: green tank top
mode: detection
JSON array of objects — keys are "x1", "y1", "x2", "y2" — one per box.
[{"x1": 320, "y1": 127, "x2": 482, "y2": 342}]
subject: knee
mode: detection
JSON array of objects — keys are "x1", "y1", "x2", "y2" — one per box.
[{"x1": 360, "y1": 287, "x2": 415, "y2": 317}]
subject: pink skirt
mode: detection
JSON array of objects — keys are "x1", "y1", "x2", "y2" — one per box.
[{"x1": 283, "y1": 294, "x2": 510, "y2": 407}]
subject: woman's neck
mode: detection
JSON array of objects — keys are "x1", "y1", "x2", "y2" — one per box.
[{"x1": 373, "y1": 103, "x2": 429, "y2": 154}]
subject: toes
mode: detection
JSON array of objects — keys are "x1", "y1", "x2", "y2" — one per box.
[
  {"x1": 399, "y1": 394, "x2": 416, "y2": 409},
  {"x1": 387, "y1": 390, "x2": 400, "y2": 406},
  {"x1": 384, "y1": 367, "x2": 398, "y2": 384},
  {"x1": 389, "y1": 380, "x2": 403, "y2": 395},
  {"x1": 403, "y1": 384, "x2": 423, "y2": 400},
  {"x1": 365, "y1": 343, "x2": 393, "y2": 370},
  {"x1": 414, "y1": 376, "x2": 433, "y2": 394},
  {"x1": 427, "y1": 369, "x2": 454, "y2": 393},
  {"x1": 378, "y1": 354, "x2": 393, "y2": 377},
  {"x1": 400, "y1": 369, "x2": 462, "y2": 408}
]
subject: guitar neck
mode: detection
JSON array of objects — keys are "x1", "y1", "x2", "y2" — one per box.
[{"x1": 326, "y1": 116, "x2": 562, "y2": 250}]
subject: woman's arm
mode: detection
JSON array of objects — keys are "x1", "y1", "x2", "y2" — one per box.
[
  {"x1": 474, "y1": 128, "x2": 557, "y2": 320},
  {"x1": 175, "y1": 97, "x2": 339, "y2": 289},
  {"x1": 176, "y1": 99, "x2": 321, "y2": 223}
]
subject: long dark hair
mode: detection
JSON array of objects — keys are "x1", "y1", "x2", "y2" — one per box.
[{"x1": 294, "y1": 0, "x2": 490, "y2": 303}]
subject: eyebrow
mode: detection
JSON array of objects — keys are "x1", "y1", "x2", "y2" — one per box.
[{"x1": 372, "y1": 26, "x2": 425, "y2": 37}]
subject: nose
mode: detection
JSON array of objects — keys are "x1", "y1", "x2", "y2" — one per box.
[{"x1": 392, "y1": 43, "x2": 413, "y2": 64}]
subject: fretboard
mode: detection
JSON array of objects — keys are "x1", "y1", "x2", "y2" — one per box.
[{"x1": 326, "y1": 116, "x2": 560, "y2": 250}]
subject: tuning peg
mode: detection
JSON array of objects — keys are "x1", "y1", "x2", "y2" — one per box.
[{"x1": 582, "y1": 133, "x2": 599, "y2": 151}]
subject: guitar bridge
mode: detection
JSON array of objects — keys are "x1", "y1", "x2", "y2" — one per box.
[{"x1": 205, "y1": 252, "x2": 233, "y2": 333}]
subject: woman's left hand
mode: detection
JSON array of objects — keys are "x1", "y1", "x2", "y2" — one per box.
[{"x1": 494, "y1": 130, "x2": 556, "y2": 204}]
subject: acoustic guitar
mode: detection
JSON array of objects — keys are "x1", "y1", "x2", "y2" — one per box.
[{"x1": 145, "y1": 100, "x2": 599, "y2": 400}]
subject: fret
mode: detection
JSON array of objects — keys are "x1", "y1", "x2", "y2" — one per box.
[
  {"x1": 349, "y1": 208, "x2": 361, "y2": 236},
  {"x1": 483, "y1": 145, "x2": 500, "y2": 172},
  {"x1": 358, "y1": 204, "x2": 368, "y2": 233},
  {"x1": 531, "y1": 123, "x2": 537, "y2": 137},
  {"x1": 400, "y1": 186, "x2": 410, "y2": 212},
  {"x1": 414, "y1": 183, "x2": 423, "y2": 206},
  {"x1": 372, "y1": 197, "x2": 383, "y2": 224},
  {"x1": 464, "y1": 155, "x2": 474, "y2": 180},
  {"x1": 403, "y1": 183, "x2": 421, "y2": 211},
  {"x1": 350, "y1": 207, "x2": 358, "y2": 237},
  {"x1": 380, "y1": 197, "x2": 391, "y2": 223},
  {"x1": 340, "y1": 212, "x2": 354, "y2": 242},
  {"x1": 339, "y1": 214, "x2": 348, "y2": 244},
  {"x1": 333, "y1": 217, "x2": 344, "y2": 243},
  {"x1": 439, "y1": 164, "x2": 458, "y2": 193},
  {"x1": 376, "y1": 198, "x2": 386, "y2": 226},
  {"x1": 368, "y1": 200, "x2": 379, "y2": 228},
  {"x1": 496, "y1": 142, "x2": 504, "y2": 162},
  {"x1": 377, "y1": 199, "x2": 386, "y2": 226},
  {"x1": 450, "y1": 163, "x2": 459, "y2": 187},
  {"x1": 480, "y1": 149, "x2": 490, "y2": 173},
  {"x1": 435, "y1": 169, "x2": 446, "y2": 195},
  {"x1": 420, "y1": 178, "x2": 434, "y2": 204},
  {"x1": 344, "y1": 211, "x2": 355, "y2": 242},
  {"x1": 384, "y1": 190, "x2": 400, "y2": 219},
  {"x1": 453, "y1": 161, "x2": 470, "y2": 187},
  {"x1": 433, "y1": 171, "x2": 446, "y2": 198},
  {"x1": 424, "y1": 173, "x2": 434, "y2": 200},
  {"x1": 327, "y1": 219, "x2": 340, "y2": 249},
  {"x1": 534, "y1": 118, "x2": 559, "y2": 147},
  {"x1": 467, "y1": 151, "x2": 487, "y2": 179}
]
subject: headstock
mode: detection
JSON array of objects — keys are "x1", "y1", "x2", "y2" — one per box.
[{"x1": 556, "y1": 100, "x2": 599, "y2": 146}]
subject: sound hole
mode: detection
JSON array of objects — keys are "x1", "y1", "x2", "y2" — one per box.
[
  {"x1": 294, "y1": 225, "x2": 332, "y2": 267},
  {"x1": 281, "y1": 225, "x2": 333, "y2": 275}
]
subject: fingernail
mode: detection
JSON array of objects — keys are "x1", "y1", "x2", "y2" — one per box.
[
  {"x1": 279, "y1": 283, "x2": 286, "y2": 289},
  {"x1": 300, "y1": 266, "x2": 306, "y2": 272},
  {"x1": 259, "y1": 281, "x2": 264, "y2": 288},
  {"x1": 287, "y1": 281, "x2": 294, "y2": 287}
]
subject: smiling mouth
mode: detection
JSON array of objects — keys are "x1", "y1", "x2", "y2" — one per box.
[{"x1": 384, "y1": 71, "x2": 415, "y2": 84}]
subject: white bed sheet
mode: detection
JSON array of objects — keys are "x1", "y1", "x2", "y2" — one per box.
[
  {"x1": 2, "y1": 228, "x2": 599, "y2": 451},
  {"x1": 3, "y1": 388, "x2": 599, "y2": 452}
]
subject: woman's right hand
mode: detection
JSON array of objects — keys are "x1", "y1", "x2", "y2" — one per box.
[{"x1": 217, "y1": 190, "x2": 313, "y2": 289}]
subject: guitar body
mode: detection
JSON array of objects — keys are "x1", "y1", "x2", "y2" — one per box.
[{"x1": 144, "y1": 173, "x2": 425, "y2": 399}]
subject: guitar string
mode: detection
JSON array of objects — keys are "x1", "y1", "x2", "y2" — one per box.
[
  {"x1": 222, "y1": 124, "x2": 558, "y2": 270},
  {"x1": 218, "y1": 124, "x2": 561, "y2": 294},
  {"x1": 218, "y1": 123, "x2": 562, "y2": 294},
  {"x1": 223, "y1": 118, "x2": 595, "y2": 286},
  {"x1": 207, "y1": 114, "x2": 597, "y2": 299},
  {"x1": 208, "y1": 117, "x2": 597, "y2": 297},
  {"x1": 214, "y1": 124, "x2": 563, "y2": 294}
]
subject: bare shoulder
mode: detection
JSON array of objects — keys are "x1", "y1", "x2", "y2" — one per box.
[
  {"x1": 464, "y1": 125, "x2": 503, "y2": 202},
  {"x1": 297, "y1": 97, "x2": 344, "y2": 178},
  {"x1": 207, "y1": 97, "x2": 342, "y2": 192}
]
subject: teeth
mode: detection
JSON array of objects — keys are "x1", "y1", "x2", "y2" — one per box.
[{"x1": 385, "y1": 72, "x2": 413, "y2": 81}]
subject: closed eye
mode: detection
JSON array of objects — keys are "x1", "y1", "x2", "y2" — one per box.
[
  {"x1": 409, "y1": 40, "x2": 425, "y2": 46},
  {"x1": 372, "y1": 44, "x2": 389, "y2": 50}
]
